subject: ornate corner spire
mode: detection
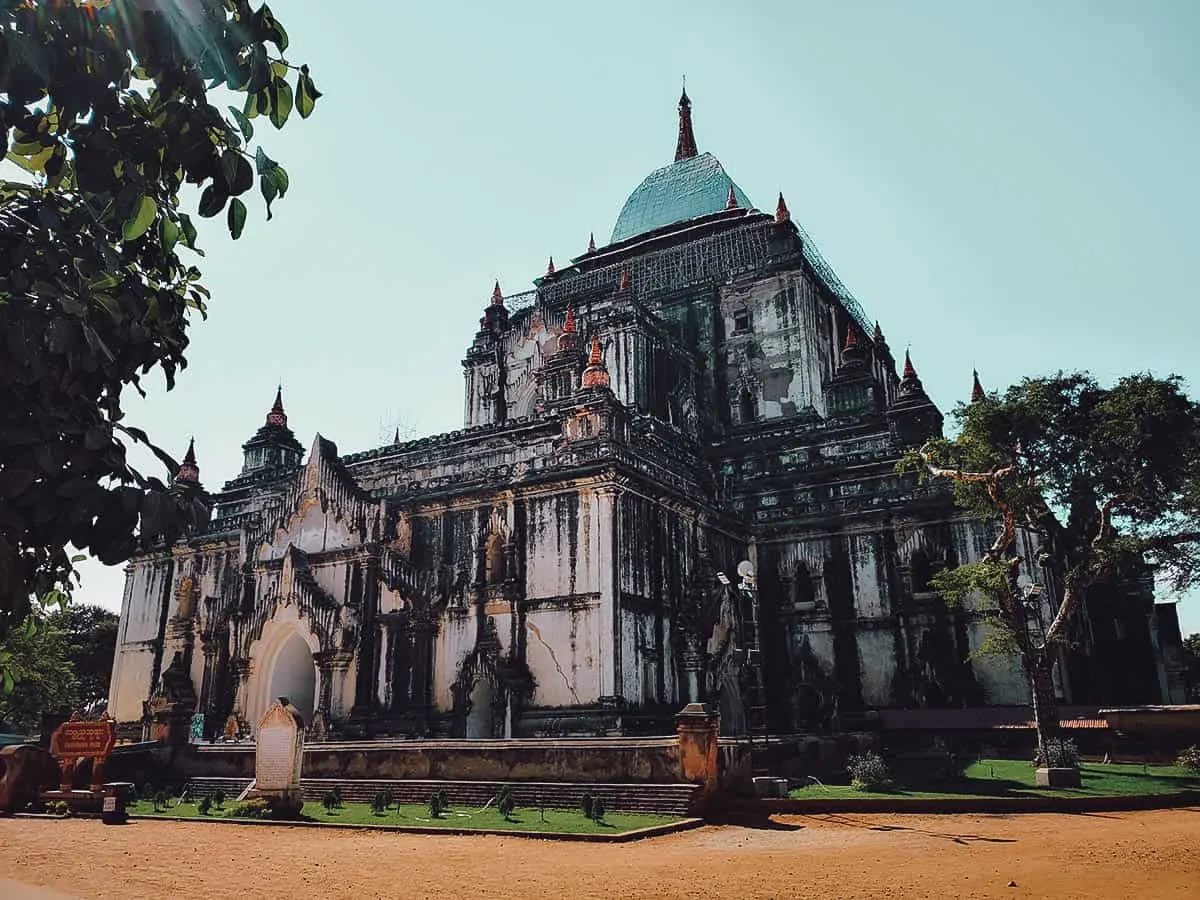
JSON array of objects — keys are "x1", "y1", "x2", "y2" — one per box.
[
  {"x1": 175, "y1": 437, "x2": 200, "y2": 484},
  {"x1": 618, "y1": 269, "x2": 631, "y2": 292},
  {"x1": 490, "y1": 280, "x2": 504, "y2": 307},
  {"x1": 840, "y1": 325, "x2": 865, "y2": 369},
  {"x1": 393, "y1": 427, "x2": 401, "y2": 445},
  {"x1": 971, "y1": 369, "x2": 985, "y2": 403},
  {"x1": 775, "y1": 192, "x2": 791, "y2": 224},
  {"x1": 899, "y1": 349, "x2": 927, "y2": 399},
  {"x1": 674, "y1": 80, "x2": 698, "y2": 162},
  {"x1": 581, "y1": 334, "x2": 611, "y2": 389},
  {"x1": 587, "y1": 232, "x2": 597, "y2": 254},
  {"x1": 873, "y1": 321, "x2": 891, "y2": 356},
  {"x1": 266, "y1": 386, "x2": 287, "y2": 427},
  {"x1": 545, "y1": 256, "x2": 556, "y2": 280},
  {"x1": 726, "y1": 183, "x2": 738, "y2": 210},
  {"x1": 557, "y1": 304, "x2": 580, "y2": 353}
]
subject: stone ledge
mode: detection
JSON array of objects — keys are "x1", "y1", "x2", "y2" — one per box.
[
  {"x1": 122, "y1": 813, "x2": 705, "y2": 842},
  {"x1": 739, "y1": 790, "x2": 1200, "y2": 816}
]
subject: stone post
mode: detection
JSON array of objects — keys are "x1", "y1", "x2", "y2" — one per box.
[{"x1": 676, "y1": 702, "x2": 721, "y2": 796}]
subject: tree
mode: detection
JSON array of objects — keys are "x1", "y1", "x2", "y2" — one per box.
[
  {"x1": 906, "y1": 372, "x2": 1200, "y2": 765},
  {"x1": 0, "y1": 610, "x2": 78, "y2": 732},
  {"x1": 1184, "y1": 633, "x2": 1200, "y2": 703},
  {"x1": 47, "y1": 604, "x2": 119, "y2": 711},
  {"x1": 0, "y1": 0, "x2": 320, "y2": 640}
]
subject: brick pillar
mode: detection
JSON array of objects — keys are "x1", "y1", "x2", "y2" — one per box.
[{"x1": 676, "y1": 702, "x2": 720, "y2": 795}]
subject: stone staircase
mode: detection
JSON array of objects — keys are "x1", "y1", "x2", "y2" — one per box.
[
  {"x1": 183, "y1": 776, "x2": 699, "y2": 816},
  {"x1": 182, "y1": 777, "x2": 253, "y2": 801}
]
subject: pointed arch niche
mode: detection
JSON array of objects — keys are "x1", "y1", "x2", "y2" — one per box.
[{"x1": 246, "y1": 604, "x2": 321, "y2": 732}]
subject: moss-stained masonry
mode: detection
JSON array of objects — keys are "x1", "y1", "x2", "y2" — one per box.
[{"x1": 111, "y1": 162, "x2": 1170, "y2": 740}]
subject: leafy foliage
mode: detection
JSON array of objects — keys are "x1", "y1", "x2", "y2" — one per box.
[
  {"x1": 905, "y1": 372, "x2": 1200, "y2": 754},
  {"x1": 0, "y1": 608, "x2": 77, "y2": 731},
  {"x1": 846, "y1": 751, "x2": 892, "y2": 792},
  {"x1": 428, "y1": 791, "x2": 443, "y2": 819},
  {"x1": 1175, "y1": 745, "x2": 1200, "y2": 775},
  {"x1": 495, "y1": 786, "x2": 515, "y2": 821},
  {"x1": 198, "y1": 795, "x2": 212, "y2": 815},
  {"x1": 370, "y1": 791, "x2": 386, "y2": 816},
  {"x1": 0, "y1": 0, "x2": 320, "y2": 637},
  {"x1": 46, "y1": 604, "x2": 119, "y2": 710},
  {"x1": 580, "y1": 792, "x2": 594, "y2": 819},
  {"x1": 1034, "y1": 737, "x2": 1079, "y2": 770},
  {"x1": 1183, "y1": 634, "x2": 1200, "y2": 703},
  {"x1": 590, "y1": 797, "x2": 605, "y2": 821}
]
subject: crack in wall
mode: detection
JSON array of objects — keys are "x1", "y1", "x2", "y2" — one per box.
[{"x1": 525, "y1": 620, "x2": 580, "y2": 704}]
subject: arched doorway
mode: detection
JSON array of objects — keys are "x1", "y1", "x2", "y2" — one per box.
[
  {"x1": 266, "y1": 631, "x2": 317, "y2": 726},
  {"x1": 465, "y1": 677, "x2": 494, "y2": 738}
]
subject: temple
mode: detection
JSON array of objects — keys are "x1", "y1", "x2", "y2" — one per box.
[{"x1": 108, "y1": 89, "x2": 1184, "y2": 741}]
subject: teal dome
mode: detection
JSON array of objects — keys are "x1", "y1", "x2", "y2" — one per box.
[{"x1": 610, "y1": 152, "x2": 753, "y2": 244}]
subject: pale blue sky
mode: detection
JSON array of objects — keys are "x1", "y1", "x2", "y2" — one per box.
[{"x1": 74, "y1": 0, "x2": 1200, "y2": 635}]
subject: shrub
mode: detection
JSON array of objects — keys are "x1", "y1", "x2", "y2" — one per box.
[
  {"x1": 591, "y1": 798, "x2": 606, "y2": 821},
  {"x1": 846, "y1": 751, "x2": 892, "y2": 792},
  {"x1": 428, "y1": 792, "x2": 443, "y2": 818},
  {"x1": 580, "y1": 792, "x2": 595, "y2": 819},
  {"x1": 152, "y1": 790, "x2": 168, "y2": 812},
  {"x1": 371, "y1": 792, "x2": 387, "y2": 816},
  {"x1": 47, "y1": 800, "x2": 69, "y2": 817},
  {"x1": 198, "y1": 796, "x2": 212, "y2": 816},
  {"x1": 497, "y1": 788, "x2": 516, "y2": 822},
  {"x1": 231, "y1": 798, "x2": 271, "y2": 819},
  {"x1": 1176, "y1": 745, "x2": 1200, "y2": 774},
  {"x1": 140, "y1": 782, "x2": 155, "y2": 801},
  {"x1": 330, "y1": 786, "x2": 343, "y2": 808},
  {"x1": 212, "y1": 789, "x2": 226, "y2": 809},
  {"x1": 1035, "y1": 737, "x2": 1080, "y2": 770},
  {"x1": 437, "y1": 788, "x2": 449, "y2": 811},
  {"x1": 322, "y1": 791, "x2": 339, "y2": 814},
  {"x1": 382, "y1": 789, "x2": 395, "y2": 810}
]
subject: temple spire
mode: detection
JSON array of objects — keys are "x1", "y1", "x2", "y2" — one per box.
[
  {"x1": 775, "y1": 192, "x2": 791, "y2": 224},
  {"x1": 266, "y1": 386, "x2": 287, "y2": 427},
  {"x1": 587, "y1": 232, "x2": 596, "y2": 254},
  {"x1": 490, "y1": 280, "x2": 504, "y2": 307},
  {"x1": 971, "y1": 369, "x2": 985, "y2": 403},
  {"x1": 726, "y1": 183, "x2": 738, "y2": 210},
  {"x1": 393, "y1": 427, "x2": 401, "y2": 445},
  {"x1": 545, "y1": 256, "x2": 556, "y2": 279},
  {"x1": 674, "y1": 81, "x2": 698, "y2": 162},
  {"x1": 581, "y1": 334, "x2": 611, "y2": 389},
  {"x1": 899, "y1": 349, "x2": 928, "y2": 399},
  {"x1": 175, "y1": 437, "x2": 200, "y2": 485}
]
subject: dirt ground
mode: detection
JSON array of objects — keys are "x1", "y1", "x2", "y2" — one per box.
[{"x1": 1, "y1": 808, "x2": 1198, "y2": 899}]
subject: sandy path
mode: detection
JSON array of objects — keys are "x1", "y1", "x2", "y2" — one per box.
[{"x1": 1, "y1": 808, "x2": 1197, "y2": 899}]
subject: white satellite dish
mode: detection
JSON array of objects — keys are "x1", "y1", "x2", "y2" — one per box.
[{"x1": 736, "y1": 560, "x2": 755, "y2": 579}]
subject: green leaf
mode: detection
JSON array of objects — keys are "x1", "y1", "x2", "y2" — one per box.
[
  {"x1": 220, "y1": 149, "x2": 254, "y2": 194},
  {"x1": 6, "y1": 145, "x2": 54, "y2": 174},
  {"x1": 121, "y1": 195, "x2": 157, "y2": 242},
  {"x1": 198, "y1": 184, "x2": 228, "y2": 218},
  {"x1": 254, "y1": 146, "x2": 277, "y2": 175},
  {"x1": 297, "y1": 71, "x2": 321, "y2": 119},
  {"x1": 269, "y1": 78, "x2": 293, "y2": 129},
  {"x1": 227, "y1": 197, "x2": 247, "y2": 239},
  {"x1": 160, "y1": 217, "x2": 180, "y2": 252},
  {"x1": 228, "y1": 105, "x2": 254, "y2": 141},
  {"x1": 261, "y1": 5, "x2": 289, "y2": 52},
  {"x1": 260, "y1": 171, "x2": 279, "y2": 220}
]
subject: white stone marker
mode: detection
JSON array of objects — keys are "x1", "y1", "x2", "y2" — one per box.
[{"x1": 254, "y1": 697, "x2": 305, "y2": 812}]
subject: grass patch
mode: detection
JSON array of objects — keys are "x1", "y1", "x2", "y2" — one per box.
[
  {"x1": 790, "y1": 758, "x2": 1200, "y2": 801},
  {"x1": 128, "y1": 799, "x2": 681, "y2": 835}
]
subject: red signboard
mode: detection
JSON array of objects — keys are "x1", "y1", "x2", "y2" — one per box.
[
  {"x1": 49, "y1": 716, "x2": 116, "y2": 792},
  {"x1": 50, "y1": 719, "x2": 115, "y2": 759}
]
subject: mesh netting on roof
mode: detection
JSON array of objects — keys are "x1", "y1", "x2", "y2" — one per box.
[{"x1": 610, "y1": 153, "x2": 752, "y2": 244}]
